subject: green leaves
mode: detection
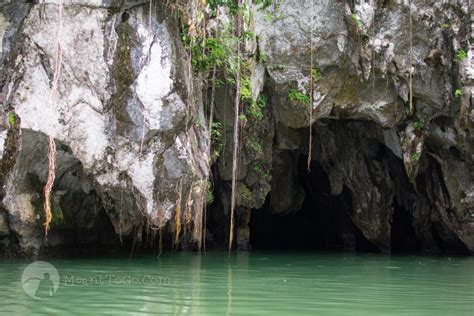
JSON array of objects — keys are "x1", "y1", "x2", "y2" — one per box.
[
  {"x1": 352, "y1": 14, "x2": 362, "y2": 28},
  {"x1": 413, "y1": 120, "x2": 425, "y2": 130},
  {"x1": 311, "y1": 67, "x2": 321, "y2": 82},
  {"x1": 247, "y1": 95, "x2": 266, "y2": 120},
  {"x1": 288, "y1": 89, "x2": 310, "y2": 105},
  {"x1": 211, "y1": 121, "x2": 222, "y2": 142},
  {"x1": 255, "y1": 0, "x2": 273, "y2": 11},
  {"x1": 207, "y1": 0, "x2": 239, "y2": 16},
  {"x1": 411, "y1": 153, "x2": 420, "y2": 162},
  {"x1": 240, "y1": 78, "x2": 253, "y2": 101},
  {"x1": 191, "y1": 37, "x2": 228, "y2": 72},
  {"x1": 455, "y1": 49, "x2": 467, "y2": 62},
  {"x1": 8, "y1": 112, "x2": 15, "y2": 126}
]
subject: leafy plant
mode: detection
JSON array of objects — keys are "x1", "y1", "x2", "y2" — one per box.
[
  {"x1": 240, "y1": 78, "x2": 253, "y2": 101},
  {"x1": 8, "y1": 112, "x2": 15, "y2": 126},
  {"x1": 247, "y1": 95, "x2": 266, "y2": 120},
  {"x1": 311, "y1": 67, "x2": 322, "y2": 82},
  {"x1": 253, "y1": 162, "x2": 269, "y2": 178},
  {"x1": 207, "y1": 0, "x2": 239, "y2": 16},
  {"x1": 411, "y1": 153, "x2": 420, "y2": 162},
  {"x1": 441, "y1": 23, "x2": 450, "y2": 29},
  {"x1": 190, "y1": 37, "x2": 228, "y2": 73},
  {"x1": 413, "y1": 120, "x2": 425, "y2": 130},
  {"x1": 455, "y1": 49, "x2": 467, "y2": 62},
  {"x1": 207, "y1": 189, "x2": 214, "y2": 204},
  {"x1": 255, "y1": 0, "x2": 273, "y2": 11},
  {"x1": 210, "y1": 121, "x2": 223, "y2": 161},
  {"x1": 352, "y1": 14, "x2": 362, "y2": 28},
  {"x1": 454, "y1": 89, "x2": 462, "y2": 98},
  {"x1": 211, "y1": 121, "x2": 222, "y2": 142},
  {"x1": 240, "y1": 185, "x2": 252, "y2": 203},
  {"x1": 288, "y1": 88, "x2": 310, "y2": 105},
  {"x1": 248, "y1": 137, "x2": 263, "y2": 155},
  {"x1": 264, "y1": 11, "x2": 285, "y2": 22}
]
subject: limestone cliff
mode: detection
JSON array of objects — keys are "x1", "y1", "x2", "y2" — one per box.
[{"x1": 0, "y1": 0, "x2": 472, "y2": 256}]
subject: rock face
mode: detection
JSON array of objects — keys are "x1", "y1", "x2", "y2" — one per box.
[
  {"x1": 0, "y1": 1, "x2": 208, "y2": 255},
  {"x1": 246, "y1": 0, "x2": 473, "y2": 254},
  {"x1": 0, "y1": 0, "x2": 473, "y2": 255}
]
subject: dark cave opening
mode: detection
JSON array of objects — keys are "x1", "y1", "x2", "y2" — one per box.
[
  {"x1": 390, "y1": 201, "x2": 420, "y2": 253},
  {"x1": 250, "y1": 155, "x2": 379, "y2": 252}
]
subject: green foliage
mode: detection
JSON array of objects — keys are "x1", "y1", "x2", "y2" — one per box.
[
  {"x1": 352, "y1": 14, "x2": 362, "y2": 28},
  {"x1": 441, "y1": 23, "x2": 450, "y2": 29},
  {"x1": 240, "y1": 185, "x2": 252, "y2": 203},
  {"x1": 454, "y1": 89, "x2": 462, "y2": 98},
  {"x1": 207, "y1": 190, "x2": 214, "y2": 204},
  {"x1": 311, "y1": 67, "x2": 322, "y2": 82},
  {"x1": 253, "y1": 162, "x2": 269, "y2": 178},
  {"x1": 455, "y1": 49, "x2": 467, "y2": 62},
  {"x1": 262, "y1": 0, "x2": 284, "y2": 22},
  {"x1": 8, "y1": 113, "x2": 15, "y2": 126},
  {"x1": 193, "y1": 116, "x2": 204, "y2": 128},
  {"x1": 248, "y1": 137, "x2": 263, "y2": 155},
  {"x1": 240, "y1": 78, "x2": 253, "y2": 101},
  {"x1": 411, "y1": 153, "x2": 420, "y2": 162},
  {"x1": 413, "y1": 120, "x2": 425, "y2": 130},
  {"x1": 189, "y1": 37, "x2": 229, "y2": 73},
  {"x1": 207, "y1": 0, "x2": 239, "y2": 16},
  {"x1": 288, "y1": 88, "x2": 310, "y2": 105},
  {"x1": 211, "y1": 121, "x2": 222, "y2": 142},
  {"x1": 247, "y1": 95, "x2": 266, "y2": 120},
  {"x1": 210, "y1": 121, "x2": 223, "y2": 160},
  {"x1": 255, "y1": 0, "x2": 273, "y2": 11},
  {"x1": 239, "y1": 114, "x2": 247, "y2": 122},
  {"x1": 264, "y1": 11, "x2": 284, "y2": 22},
  {"x1": 242, "y1": 31, "x2": 254, "y2": 40},
  {"x1": 256, "y1": 44, "x2": 266, "y2": 64},
  {"x1": 206, "y1": 181, "x2": 215, "y2": 204},
  {"x1": 207, "y1": 0, "x2": 271, "y2": 17}
]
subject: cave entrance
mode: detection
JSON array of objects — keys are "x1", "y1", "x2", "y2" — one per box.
[{"x1": 250, "y1": 154, "x2": 378, "y2": 252}]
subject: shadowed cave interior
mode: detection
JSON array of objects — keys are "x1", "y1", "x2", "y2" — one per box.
[
  {"x1": 4, "y1": 127, "x2": 470, "y2": 256},
  {"x1": 250, "y1": 156, "x2": 381, "y2": 252}
]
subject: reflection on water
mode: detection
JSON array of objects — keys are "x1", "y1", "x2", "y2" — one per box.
[{"x1": 1, "y1": 252, "x2": 473, "y2": 315}]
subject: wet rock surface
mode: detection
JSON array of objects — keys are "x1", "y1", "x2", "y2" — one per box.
[
  {"x1": 0, "y1": 0, "x2": 472, "y2": 255},
  {"x1": 0, "y1": 1, "x2": 208, "y2": 255}
]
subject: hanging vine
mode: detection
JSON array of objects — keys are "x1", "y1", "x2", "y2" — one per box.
[
  {"x1": 229, "y1": 0, "x2": 243, "y2": 253},
  {"x1": 43, "y1": 0, "x2": 64, "y2": 236},
  {"x1": 408, "y1": 0, "x2": 413, "y2": 114},
  {"x1": 307, "y1": 0, "x2": 314, "y2": 172}
]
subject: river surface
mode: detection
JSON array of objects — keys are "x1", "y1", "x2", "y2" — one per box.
[{"x1": 1, "y1": 252, "x2": 473, "y2": 315}]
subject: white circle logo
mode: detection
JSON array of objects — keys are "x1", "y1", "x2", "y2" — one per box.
[{"x1": 21, "y1": 261, "x2": 60, "y2": 300}]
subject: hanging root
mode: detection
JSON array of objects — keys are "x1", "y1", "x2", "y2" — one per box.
[
  {"x1": 228, "y1": 90, "x2": 239, "y2": 248},
  {"x1": 174, "y1": 179, "x2": 183, "y2": 249},
  {"x1": 307, "y1": 0, "x2": 314, "y2": 172},
  {"x1": 119, "y1": 180, "x2": 124, "y2": 244},
  {"x1": 44, "y1": 0, "x2": 64, "y2": 236},
  {"x1": 43, "y1": 136, "x2": 56, "y2": 235},
  {"x1": 408, "y1": 0, "x2": 413, "y2": 114},
  {"x1": 148, "y1": 0, "x2": 154, "y2": 31},
  {"x1": 229, "y1": 1, "x2": 242, "y2": 253},
  {"x1": 192, "y1": 181, "x2": 205, "y2": 252}
]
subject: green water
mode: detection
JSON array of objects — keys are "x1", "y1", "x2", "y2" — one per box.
[{"x1": 1, "y1": 252, "x2": 473, "y2": 315}]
